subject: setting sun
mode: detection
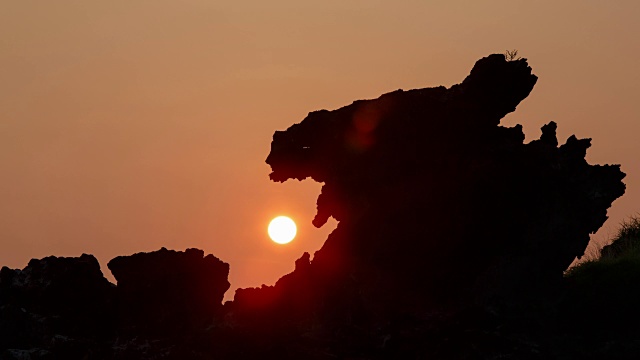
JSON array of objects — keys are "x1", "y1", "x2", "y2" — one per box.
[{"x1": 268, "y1": 216, "x2": 297, "y2": 244}]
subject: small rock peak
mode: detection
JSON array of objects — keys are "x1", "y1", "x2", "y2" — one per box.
[
  {"x1": 295, "y1": 252, "x2": 311, "y2": 271},
  {"x1": 540, "y1": 121, "x2": 559, "y2": 147}
]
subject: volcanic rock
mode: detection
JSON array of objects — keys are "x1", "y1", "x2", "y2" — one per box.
[
  {"x1": 246, "y1": 53, "x2": 626, "y2": 328},
  {"x1": 0, "y1": 53, "x2": 629, "y2": 359},
  {"x1": 107, "y1": 247, "x2": 230, "y2": 336},
  {"x1": 0, "y1": 254, "x2": 115, "y2": 353}
]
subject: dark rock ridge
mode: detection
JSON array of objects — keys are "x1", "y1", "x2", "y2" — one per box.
[
  {"x1": 108, "y1": 247, "x2": 230, "y2": 336},
  {"x1": 0, "y1": 249, "x2": 231, "y2": 359},
  {"x1": 0, "y1": 254, "x2": 115, "y2": 356},
  {"x1": 240, "y1": 53, "x2": 626, "y2": 324},
  {"x1": 0, "y1": 54, "x2": 628, "y2": 359}
]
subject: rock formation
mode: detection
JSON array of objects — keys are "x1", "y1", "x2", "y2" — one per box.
[
  {"x1": 0, "y1": 254, "x2": 115, "y2": 356},
  {"x1": 0, "y1": 53, "x2": 628, "y2": 359},
  {"x1": 238, "y1": 53, "x2": 626, "y2": 327},
  {"x1": 108, "y1": 247, "x2": 230, "y2": 336},
  {"x1": 0, "y1": 249, "x2": 231, "y2": 359}
]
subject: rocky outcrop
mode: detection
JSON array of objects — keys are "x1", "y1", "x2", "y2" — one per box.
[
  {"x1": 107, "y1": 247, "x2": 230, "y2": 336},
  {"x1": 0, "y1": 254, "x2": 115, "y2": 356},
  {"x1": 249, "y1": 53, "x2": 626, "y2": 326},
  {"x1": 0, "y1": 54, "x2": 629, "y2": 359},
  {"x1": 0, "y1": 249, "x2": 232, "y2": 358}
]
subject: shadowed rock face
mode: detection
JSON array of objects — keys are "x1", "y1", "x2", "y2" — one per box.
[
  {"x1": 0, "y1": 254, "x2": 115, "y2": 352},
  {"x1": 0, "y1": 249, "x2": 232, "y2": 358},
  {"x1": 243, "y1": 54, "x2": 626, "y2": 325},
  {"x1": 108, "y1": 247, "x2": 230, "y2": 336},
  {"x1": 0, "y1": 54, "x2": 629, "y2": 359}
]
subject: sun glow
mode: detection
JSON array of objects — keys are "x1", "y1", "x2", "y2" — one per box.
[{"x1": 268, "y1": 216, "x2": 297, "y2": 244}]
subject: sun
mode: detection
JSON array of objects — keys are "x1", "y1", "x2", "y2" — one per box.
[{"x1": 268, "y1": 216, "x2": 297, "y2": 244}]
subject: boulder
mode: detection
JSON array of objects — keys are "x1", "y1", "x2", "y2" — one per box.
[
  {"x1": 107, "y1": 248, "x2": 230, "y2": 336},
  {"x1": 0, "y1": 254, "x2": 115, "y2": 351}
]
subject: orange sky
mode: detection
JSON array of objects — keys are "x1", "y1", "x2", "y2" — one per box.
[{"x1": 1, "y1": 1, "x2": 639, "y2": 299}]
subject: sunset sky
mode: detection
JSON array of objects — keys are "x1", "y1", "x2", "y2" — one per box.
[{"x1": 1, "y1": 1, "x2": 639, "y2": 299}]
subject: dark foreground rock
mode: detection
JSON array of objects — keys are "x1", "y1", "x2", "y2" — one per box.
[
  {"x1": 0, "y1": 254, "x2": 115, "y2": 358},
  {"x1": 0, "y1": 249, "x2": 231, "y2": 359},
  {"x1": 108, "y1": 247, "x2": 230, "y2": 337},
  {"x1": 0, "y1": 54, "x2": 630, "y2": 359},
  {"x1": 241, "y1": 53, "x2": 625, "y2": 327}
]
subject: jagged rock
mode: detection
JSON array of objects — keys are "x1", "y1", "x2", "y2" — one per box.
[
  {"x1": 250, "y1": 53, "x2": 626, "y2": 327},
  {"x1": 0, "y1": 254, "x2": 115, "y2": 353},
  {"x1": 231, "y1": 251, "x2": 343, "y2": 330},
  {"x1": 107, "y1": 248, "x2": 230, "y2": 336},
  {"x1": 0, "y1": 53, "x2": 629, "y2": 359}
]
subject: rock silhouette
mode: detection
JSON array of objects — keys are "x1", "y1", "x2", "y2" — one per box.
[
  {"x1": 242, "y1": 53, "x2": 625, "y2": 323},
  {"x1": 0, "y1": 254, "x2": 115, "y2": 357},
  {"x1": 0, "y1": 54, "x2": 628, "y2": 359},
  {"x1": 107, "y1": 247, "x2": 230, "y2": 336}
]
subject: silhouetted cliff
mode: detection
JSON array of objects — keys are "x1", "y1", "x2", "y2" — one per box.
[
  {"x1": 108, "y1": 247, "x2": 229, "y2": 336},
  {"x1": 0, "y1": 54, "x2": 630, "y2": 359},
  {"x1": 237, "y1": 54, "x2": 625, "y2": 328},
  {"x1": 0, "y1": 254, "x2": 115, "y2": 357},
  {"x1": 0, "y1": 249, "x2": 231, "y2": 359}
]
